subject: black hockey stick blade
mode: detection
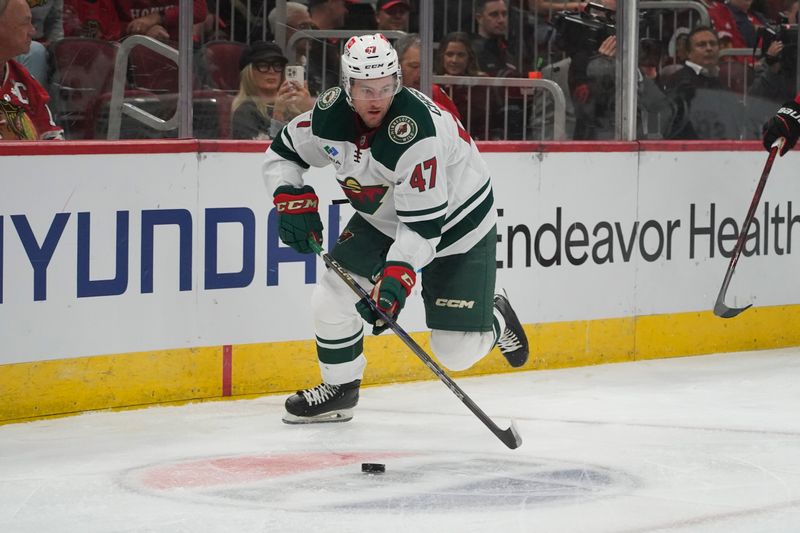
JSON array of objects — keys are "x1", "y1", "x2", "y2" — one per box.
[
  {"x1": 712, "y1": 140, "x2": 781, "y2": 319},
  {"x1": 713, "y1": 300, "x2": 752, "y2": 319},
  {"x1": 309, "y1": 240, "x2": 522, "y2": 449}
]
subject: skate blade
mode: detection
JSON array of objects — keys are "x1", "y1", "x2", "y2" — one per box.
[{"x1": 282, "y1": 409, "x2": 353, "y2": 425}]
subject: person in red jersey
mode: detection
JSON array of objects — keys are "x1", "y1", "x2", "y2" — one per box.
[
  {"x1": 116, "y1": 0, "x2": 207, "y2": 42},
  {"x1": 0, "y1": 0, "x2": 63, "y2": 140},
  {"x1": 63, "y1": 0, "x2": 123, "y2": 40}
]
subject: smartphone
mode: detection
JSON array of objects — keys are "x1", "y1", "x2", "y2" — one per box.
[{"x1": 285, "y1": 65, "x2": 305, "y2": 86}]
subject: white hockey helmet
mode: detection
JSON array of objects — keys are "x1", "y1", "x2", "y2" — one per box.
[{"x1": 341, "y1": 33, "x2": 402, "y2": 102}]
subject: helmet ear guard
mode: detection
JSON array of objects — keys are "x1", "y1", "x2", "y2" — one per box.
[{"x1": 341, "y1": 33, "x2": 403, "y2": 103}]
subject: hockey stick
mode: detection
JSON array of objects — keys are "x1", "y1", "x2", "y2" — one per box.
[
  {"x1": 713, "y1": 139, "x2": 782, "y2": 318},
  {"x1": 309, "y1": 240, "x2": 522, "y2": 450}
]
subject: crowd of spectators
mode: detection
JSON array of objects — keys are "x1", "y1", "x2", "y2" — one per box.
[{"x1": 1, "y1": 0, "x2": 799, "y2": 141}]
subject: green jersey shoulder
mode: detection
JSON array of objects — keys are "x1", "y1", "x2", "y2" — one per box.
[
  {"x1": 311, "y1": 86, "x2": 440, "y2": 170},
  {"x1": 372, "y1": 88, "x2": 438, "y2": 171},
  {"x1": 311, "y1": 87, "x2": 358, "y2": 142}
]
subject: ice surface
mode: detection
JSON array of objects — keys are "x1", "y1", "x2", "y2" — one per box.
[{"x1": 2, "y1": 348, "x2": 800, "y2": 532}]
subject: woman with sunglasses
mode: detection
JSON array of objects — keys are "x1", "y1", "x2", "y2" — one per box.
[{"x1": 232, "y1": 41, "x2": 315, "y2": 140}]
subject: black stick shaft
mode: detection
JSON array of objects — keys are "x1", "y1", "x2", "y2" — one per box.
[
  {"x1": 713, "y1": 142, "x2": 781, "y2": 318},
  {"x1": 310, "y1": 241, "x2": 522, "y2": 449}
]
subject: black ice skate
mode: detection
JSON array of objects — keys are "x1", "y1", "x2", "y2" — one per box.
[
  {"x1": 494, "y1": 293, "x2": 529, "y2": 368},
  {"x1": 282, "y1": 380, "x2": 361, "y2": 424}
]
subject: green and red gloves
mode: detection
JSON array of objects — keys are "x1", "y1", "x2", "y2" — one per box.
[
  {"x1": 763, "y1": 99, "x2": 800, "y2": 155},
  {"x1": 273, "y1": 185, "x2": 323, "y2": 254},
  {"x1": 356, "y1": 261, "x2": 416, "y2": 335}
]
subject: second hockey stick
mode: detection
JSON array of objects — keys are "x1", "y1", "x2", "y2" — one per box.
[
  {"x1": 309, "y1": 240, "x2": 522, "y2": 450},
  {"x1": 713, "y1": 140, "x2": 782, "y2": 318}
]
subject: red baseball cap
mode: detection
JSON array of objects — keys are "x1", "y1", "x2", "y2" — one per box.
[{"x1": 377, "y1": 0, "x2": 412, "y2": 11}]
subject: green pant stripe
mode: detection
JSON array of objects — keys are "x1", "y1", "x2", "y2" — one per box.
[
  {"x1": 316, "y1": 329, "x2": 363, "y2": 346},
  {"x1": 317, "y1": 335, "x2": 364, "y2": 364}
]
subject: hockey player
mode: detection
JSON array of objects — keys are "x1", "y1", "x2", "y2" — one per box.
[
  {"x1": 762, "y1": 96, "x2": 800, "y2": 155},
  {"x1": 263, "y1": 33, "x2": 530, "y2": 424}
]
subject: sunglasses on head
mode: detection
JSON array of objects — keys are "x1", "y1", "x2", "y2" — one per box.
[{"x1": 254, "y1": 61, "x2": 286, "y2": 73}]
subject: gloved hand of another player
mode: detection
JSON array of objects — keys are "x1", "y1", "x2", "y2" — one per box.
[
  {"x1": 273, "y1": 185, "x2": 323, "y2": 254},
  {"x1": 356, "y1": 262, "x2": 416, "y2": 335},
  {"x1": 762, "y1": 100, "x2": 800, "y2": 155}
]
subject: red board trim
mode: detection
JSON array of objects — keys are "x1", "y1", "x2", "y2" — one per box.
[{"x1": 0, "y1": 139, "x2": 765, "y2": 156}]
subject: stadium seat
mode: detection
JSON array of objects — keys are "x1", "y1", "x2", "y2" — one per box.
[
  {"x1": 201, "y1": 40, "x2": 246, "y2": 93},
  {"x1": 128, "y1": 44, "x2": 182, "y2": 94}
]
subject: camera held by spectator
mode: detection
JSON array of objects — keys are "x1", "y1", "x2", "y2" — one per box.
[
  {"x1": 756, "y1": 16, "x2": 798, "y2": 74},
  {"x1": 550, "y1": 2, "x2": 615, "y2": 55}
]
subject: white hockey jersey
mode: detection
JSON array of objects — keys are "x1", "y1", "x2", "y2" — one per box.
[{"x1": 262, "y1": 86, "x2": 497, "y2": 271}]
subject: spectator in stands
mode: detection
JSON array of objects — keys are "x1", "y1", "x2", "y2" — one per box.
[
  {"x1": 706, "y1": 0, "x2": 768, "y2": 49},
  {"x1": 231, "y1": 41, "x2": 313, "y2": 140},
  {"x1": 781, "y1": 0, "x2": 800, "y2": 24},
  {"x1": 758, "y1": 0, "x2": 785, "y2": 19},
  {"x1": 438, "y1": 32, "x2": 483, "y2": 79},
  {"x1": 662, "y1": 27, "x2": 690, "y2": 77},
  {"x1": 116, "y1": 0, "x2": 207, "y2": 42},
  {"x1": 375, "y1": 0, "x2": 410, "y2": 32},
  {"x1": 521, "y1": 1, "x2": 585, "y2": 72},
  {"x1": 663, "y1": 27, "x2": 724, "y2": 92},
  {"x1": 555, "y1": 0, "x2": 675, "y2": 139},
  {"x1": 394, "y1": 33, "x2": 460, "y2": 120},
  {"x1": 0, "y1": 0, "x2": 64, "y2": 139},
  {"x1": 309, "y1": 0, "x2": 348, "y2": 30},
  {"x1": 306, "y1": 0, "x2": 349, "y2": 93},
  {"x1": 663, "y1": 26, "x2": 745, "y2": 139},
  {"x1": 563, "y1": 0, "x2": 613, "y2": 137},
  {"x1": 63, "y1": 0, "x2": 121, "y2": 40},
  {"x1": 15, "y1": 0, "x2": 61, "y2": 85},
  {"x1": 268, "y1": 2, "x2": 315, "y2": 65},
  {"x1": 436, "y1": 31, "x2": 528, "y2": 140},
  {"x1": 344, "y1": 0, "x2": 375, "y2": 30},
  {"x1": 569, "y1": 32, "x2": 675, "y2": 139},
  {"x1": 750, "y1": 32, "x2": 796, "y2": 103},
  {"x1": 434, "y1": 31, "x2": 501, "y2": 137},
  {"x1": 472, "y1": 0, "x2": 519, "y2": 77}
]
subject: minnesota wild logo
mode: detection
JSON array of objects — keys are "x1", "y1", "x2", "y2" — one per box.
[
  {"x1": 337, "y1": 177, "x2": 388, "y2": 215},
  {"x1": 388, "y1": 115, "x2": 418, "y2": 144},
  {"x1": 337, "y1": 229, "x2": 355, "y2": 244},
  {"x1": 317, "y1": 87, "x2": 341, "y2": 110}
]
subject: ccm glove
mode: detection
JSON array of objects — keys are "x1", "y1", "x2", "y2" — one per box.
[
  {"x1": 273, "y1": 185, "x2": 323, "y2": 254},
  {"x1": 762, "y1": 100, "x2": 800, "y2": 155},
  {"x1": 356, "y1": 262, "x2": 416, "y2": 335}
]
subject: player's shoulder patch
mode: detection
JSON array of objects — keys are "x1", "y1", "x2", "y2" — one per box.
[
  {"x1": 316, "y1": 87, "x2": 342, "y2": 110},
  {"x1": 385, "y1": 89, "x2": 436, "y2": 142},
  {"x1": 387, "y1": 115, "x2": 418, "y2": 144},
  {"x1": 371, "y1": 88, "x2": 437, "y2": 170}
]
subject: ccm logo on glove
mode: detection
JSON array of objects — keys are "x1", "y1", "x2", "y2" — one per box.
[
  {"x1": 274, "y1": 194, "x2": 319, "y2": 213},
  {"x1": 273, "y1": 185, "x2": 323, "y2": 254}
]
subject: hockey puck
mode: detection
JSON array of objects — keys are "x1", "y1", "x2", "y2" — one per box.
[{"x1": 361, "y1": 463, "x2": 385, "y2": 474}]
